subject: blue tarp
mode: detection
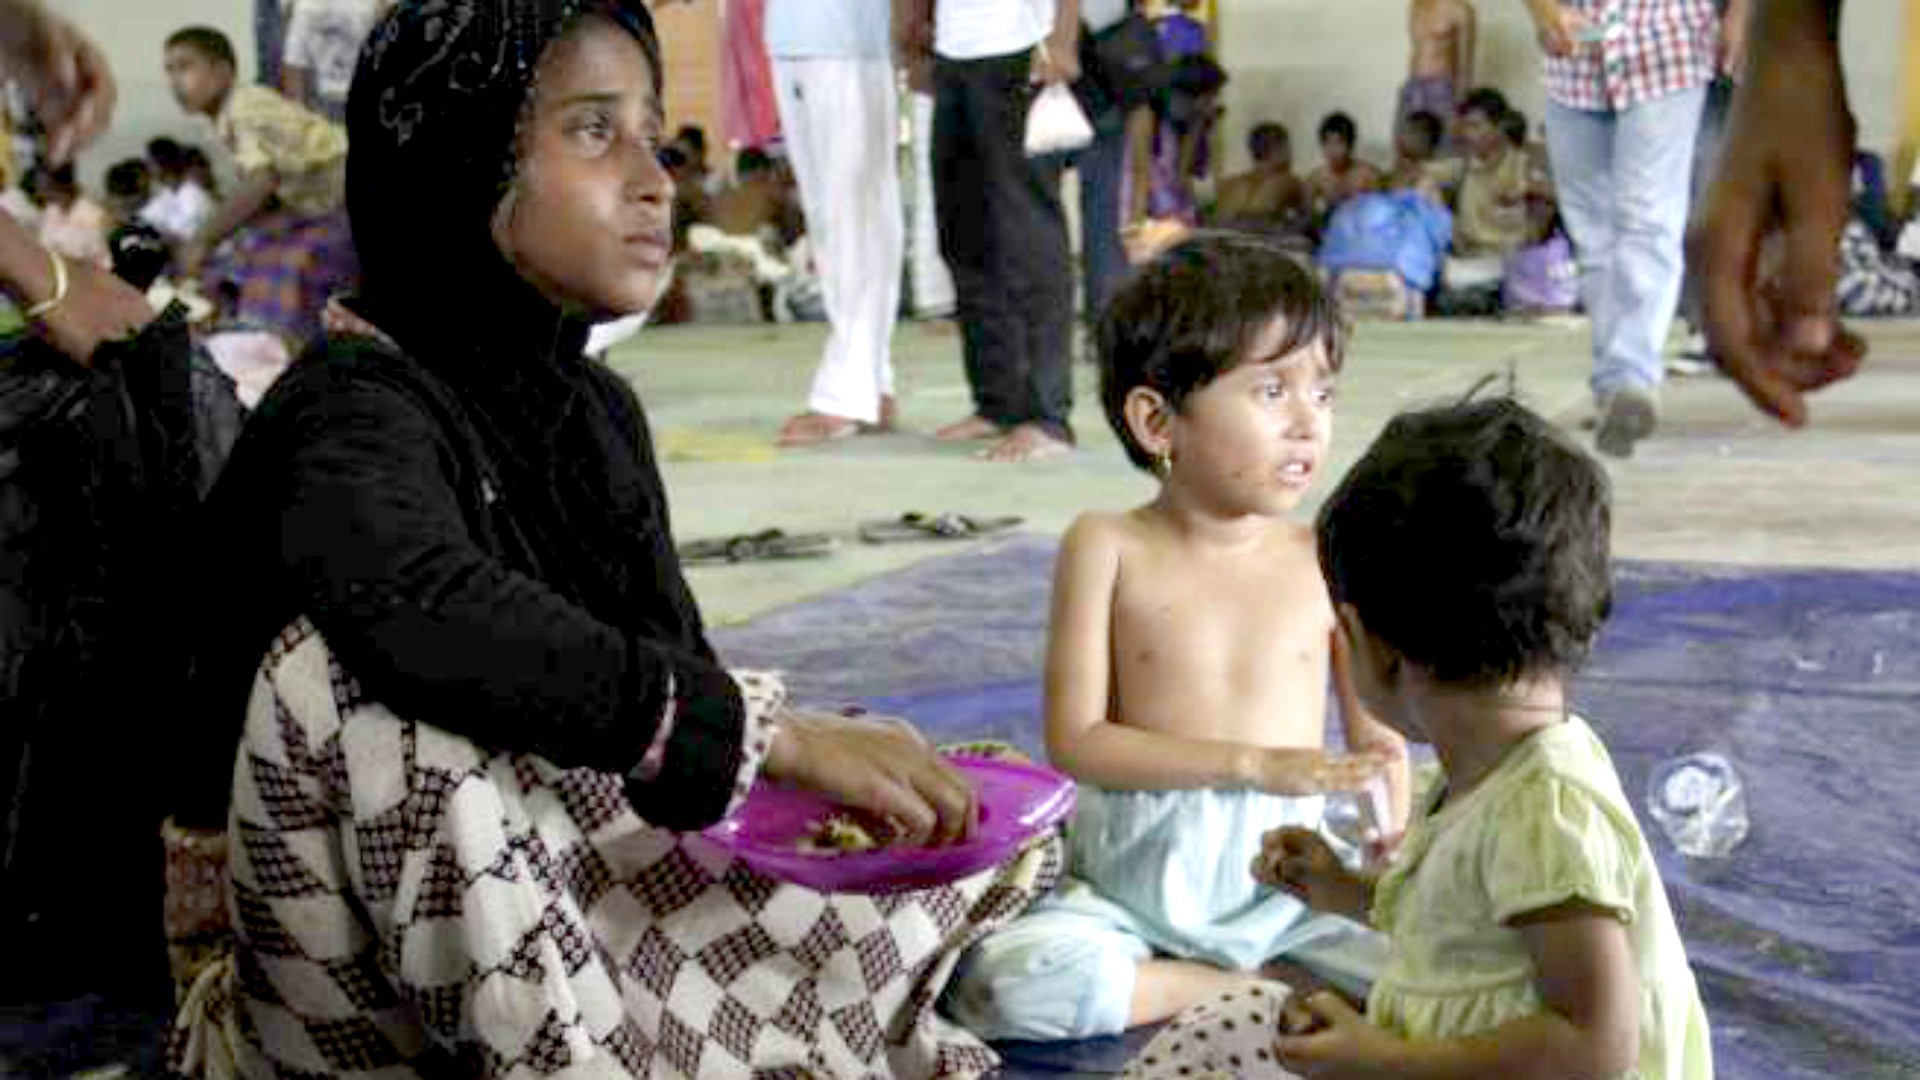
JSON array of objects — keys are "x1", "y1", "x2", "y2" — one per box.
[{"x1": 715, "y1": 537, "x2": 1920, "y2": 1079}]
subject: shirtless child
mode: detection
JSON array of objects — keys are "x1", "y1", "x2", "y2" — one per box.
[
  {"x1": 1209, "y1": 122, "x2": 1311, "y2": 243},
  {"x1": 1307, "y1": 113, "x2": 1383, "y2": 225},
  {"x1": 944, "y1": 233, "x2": 1412, "y2": 1042},
  {"x1": 685, "y1": 148, "x2": 807, "y2": 315},
  {"x1": 1400, "y1": 0, "x2": 1475, "y2": 129}
]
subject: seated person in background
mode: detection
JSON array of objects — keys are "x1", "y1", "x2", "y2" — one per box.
[
  {"x1": 657, "y1": 143, "x2": 708, "y2": 251},
  {"x1": 1499, "y1": 105, "x2": 1550, "y2": 178},
  {"x1": 1209, "y1": 122, "x2": 1310, "y2": 242},
  {"x1": 685, "y1": 148, "x2": 810, "y2": 322},
  {"x1": 945, "y1": 234, "x2": 1410, "y2": 1044},
  {"x1": 1383, "y1": 109, "x2": 1446, "y2": 201},
  {"x1": 102, "y1": 158, "x2": 154, "y2": 232},
  {"x1": 164, "y1": 25, "x2": 357, "y2": 349},
  {"x1": 692, "y1": 149, "x2": 801, "y2": 261},
  {"x1": 1429, "y1": 88, "x2": 1545, "y2": 259},
  {"x1": 139, "y1": 138, "x2": 216, "y2": 245},
  {"x1": 1500, "y1": 193, "x2": 1580, "y2": 317},
  {"x1": 31, "y1": 164, "x2": 112, "y2": 268},
  {"x1": 183, "y1": 147, "x2": 219, "y2": 200},
  {"x1": 672, "y1": 123, "x2": 724, "y2": 198},
  {"x1": 1307, "y1": 112, "x2": 1383, "y2": 226}
]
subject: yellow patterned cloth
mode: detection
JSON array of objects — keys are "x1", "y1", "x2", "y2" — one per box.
[{"x1": 215, "y1": 85, "x2": 347, "y2": 216}]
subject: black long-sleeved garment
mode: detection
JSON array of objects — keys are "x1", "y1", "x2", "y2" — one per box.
[
  {"x1": 181, "y1": 0, "x2": 743, "y2": 831},
  {"x1": 181, "y1": 283, "x2": 746, "y2": 832}
]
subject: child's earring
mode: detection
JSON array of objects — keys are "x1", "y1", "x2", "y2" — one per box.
[{"x1": 1153, "y1": 448, "x2": 1172, "y2": 477}]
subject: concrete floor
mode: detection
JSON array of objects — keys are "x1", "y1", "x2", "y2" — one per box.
[{"x1": 605, "y1": 317, "x2": 1920, "y2": 627}]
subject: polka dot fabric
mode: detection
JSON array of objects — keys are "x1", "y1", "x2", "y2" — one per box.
[{"x1": 1121, "y1": 981, "x2": 1304, "y2": 1079}]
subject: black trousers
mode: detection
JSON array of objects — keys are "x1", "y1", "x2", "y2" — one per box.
[{"x1": 933, "y1": 50, "x2": 1076, "y2": 442}]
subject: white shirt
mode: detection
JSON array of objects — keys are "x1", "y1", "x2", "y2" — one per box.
[
  {"x1": 139, "y1": 181, "x2": 215, "y2": 243},
  {"x1": 283, "y1": 0, "x2": 385, "y2": 104},
  {"x1": 935, "y1": 0, "x2": 1055, "y2": 60}
]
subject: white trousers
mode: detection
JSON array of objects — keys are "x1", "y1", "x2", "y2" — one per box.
[{"x1": 771, "y1": 56, "x2": 903, "y2": 423}]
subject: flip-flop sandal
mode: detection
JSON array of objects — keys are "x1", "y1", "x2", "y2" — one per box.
[
  {"x1": 857, "y1": 512, "x2": 1024, "y2": 544},
  {"x1": 679, "y1": 529, "x2": 837, "y2": 565}
]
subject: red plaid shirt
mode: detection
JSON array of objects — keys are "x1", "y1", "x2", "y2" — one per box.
[{"x1": 1544, "y1": 0, "x2": 1719, "y2": 112}]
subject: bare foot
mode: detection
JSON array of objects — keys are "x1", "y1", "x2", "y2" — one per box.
[
  {"x1": 776, "y1": 412, "x2": 863, "y2": 446},
  {"x1": 935, "y1": 415, "x2": 1002, "y2": 442},
  {"x1": 977, "y1": 423, "x2": 1072, "y2": 463},
  {"x1": 875, "y1": 394, "x2": 898, "y2": 433}
]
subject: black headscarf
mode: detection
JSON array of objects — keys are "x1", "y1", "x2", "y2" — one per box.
[{"x1": 344, "y1": 0, "x2": 660, "y2": 369}]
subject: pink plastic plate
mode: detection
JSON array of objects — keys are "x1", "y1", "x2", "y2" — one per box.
[{"x1": 699, "y1": 755, "x2": 1076, "y2": 894}]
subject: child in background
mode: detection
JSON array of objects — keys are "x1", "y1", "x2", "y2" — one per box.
[
  {"x1": 1307, "y1": 113, "x2": 1383, "y2": 226},
  {"x1": 31, "y1": 164, "x2": 111, "y2": 268},
  {"x1": 946, "y1": 233, "x2": 1410, "y2": 1043},
  {"x1": 686, "y1": 148, "x2": 809, "y2": 321},
  {"x1": 183, "y1": 147, "x2": 219, "y2": 201},
  {"x1": 140, "y1": 138, "x2": 217, "y2": 246},
  {"x1": 1124, "y1": 397, "x2": 1712, "y2": 1080},
  {"x1": 102, "y1": 158, "x2": 154, "y2": 231},
  {"x1": 1383, "y1": 110, "x2": 1446, "y2": 203},
  {"x1": 1208, "y1": 123, "x2": 1311, "y2": 244},
  {"x1": 163, "y1": 25, "x2": 356, "y2": 348}
]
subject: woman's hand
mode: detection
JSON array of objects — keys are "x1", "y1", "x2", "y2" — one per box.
[
  {"x1": 1, "y1": 222, "x2": 151, "y2": 364},
  {"x1": 38, "y1": 257, "x2": 152, "y2": 362},
  {"x1": 1254, "y1": 826, "x2": 1369, "y2": 917},
  {"x1": 762, "y1": 710, "x2": 979, "y2": 847},
  {"x1": 0, "y1": 1, "x2": 117, "y2": 164}
]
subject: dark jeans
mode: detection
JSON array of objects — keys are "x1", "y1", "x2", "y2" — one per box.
[
  {"x1": 1077, "y1": 107, "x2": 1130, "y2": 326},
  {"x1": 254, "y1": 0, "x2": 284, "y2": 86},
  {"x1": 934, "y1": 51, "x2": 1077, "y2": 441},
  {"x1": 1041, "y1": 103, "x2": 1127, "y2": 330}
]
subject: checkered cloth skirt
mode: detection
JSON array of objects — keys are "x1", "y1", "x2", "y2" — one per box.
[
  {"x1": 168, "y1": 619, "x2": 1064, "y2": 1078},
  {"x1": 200, "y1": 209, "x2": 358, "y2": 348}
]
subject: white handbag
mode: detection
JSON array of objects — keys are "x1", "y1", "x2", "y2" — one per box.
[{"x1": 1024, "y1": 82, "x2": 1095, "y2": 157}]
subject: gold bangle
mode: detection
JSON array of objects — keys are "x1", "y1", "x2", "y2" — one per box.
[{"x1": 22, "y1": 246, "x2": 68, "y2": 320}]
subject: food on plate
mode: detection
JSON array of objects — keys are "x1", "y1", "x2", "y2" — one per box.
[{"x1": 795, "y1": 813, "x2": 884, "y2": 856}]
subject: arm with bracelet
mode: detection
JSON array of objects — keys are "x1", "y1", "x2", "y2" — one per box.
[
  {"x1": 0, "y1": 0, "x2": 152, "y2": 360},
  {"x1": 0, "y1": 208, "x2": 152, "y2": 363}
]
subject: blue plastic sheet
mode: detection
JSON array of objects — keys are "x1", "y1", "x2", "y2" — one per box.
[{"x1": 715, "y1": 538, "x2": 1920, "y2": 1079}]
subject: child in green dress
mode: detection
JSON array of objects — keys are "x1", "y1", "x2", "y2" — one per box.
[{"x1": 1122, "y1": 396, "x2": 1712, "y2": 1080}]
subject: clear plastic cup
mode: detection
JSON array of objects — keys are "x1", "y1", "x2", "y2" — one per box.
[{"x1": 1646, "y1": 753, "x2": 1749, "y2": 859}]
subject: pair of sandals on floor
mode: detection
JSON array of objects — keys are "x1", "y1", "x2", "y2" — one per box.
[
  {"x1": 680, "y1": 512, "x2": 1024, "y2": 565},
  {"x1": 778, "y1": 401, "x2": 1072, "y2": 463}
]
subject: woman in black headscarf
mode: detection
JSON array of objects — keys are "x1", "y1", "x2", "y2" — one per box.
[{"x1": 174, "y1": 2, "x2": 1060, "y2": 1074}]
